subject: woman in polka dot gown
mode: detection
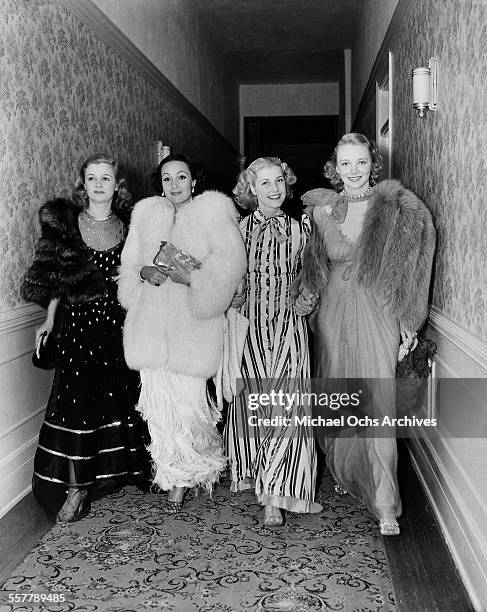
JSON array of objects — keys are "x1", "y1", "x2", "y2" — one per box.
[{"x1": 21, "y1": 154, "x2": 149, "y2": 522}]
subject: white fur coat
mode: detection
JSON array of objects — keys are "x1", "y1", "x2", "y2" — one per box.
[{"x1": 118, "y1": 191, "x2": 247, "y2": 377}]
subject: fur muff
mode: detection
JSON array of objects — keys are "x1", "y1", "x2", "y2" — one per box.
[
  {"x1": 118, "y1": 190, "x2": 247, "y2": 377},
  {"x1": 302, "y1": 180, "x2": 436, "y2": 331},
  {"x1": 21, "y1": 198, "x2": 110, "y2": 308}
]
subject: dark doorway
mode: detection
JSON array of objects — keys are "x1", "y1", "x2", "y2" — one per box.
[{"x1": 244, "y1": 115, "x2": 339, "y2": 202}]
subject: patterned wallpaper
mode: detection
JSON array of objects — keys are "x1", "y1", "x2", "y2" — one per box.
[
  {"x1": 0, "y1": 0, "x2": 237, "y2": 313},
  {"x1": 392, "y1": 0, "x2": 487, "y2": 339},
  {"x1": 355, "y1": 0, "x2": 486, "y2": 339}
]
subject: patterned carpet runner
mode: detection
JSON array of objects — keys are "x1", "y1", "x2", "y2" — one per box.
[{"x1": 1, "y1": 473, "x2": 395, "y2": 611}]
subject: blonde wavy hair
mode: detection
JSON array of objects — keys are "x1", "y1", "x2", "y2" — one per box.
[
  {"x1": 233, "y1": 157, "x2": 297, "y2": 210},
  {"x1": 323, "y1": 133, "x2": 383, "y2": 191}
]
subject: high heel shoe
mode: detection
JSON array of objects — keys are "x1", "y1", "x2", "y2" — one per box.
[
  {"x1": 263, "y1": 505, "x2": 284, "y2": 527},
  {"x1": 379, "y1": 518, "x2": 400, "y2": 536},
  {"x1": 162, "y1": 486, "x2": 186, "y2": 514},
  {"x1": 334, "y1": 483, "x2": 348, "y2": 496},
  {"x1": 56, "y1": 488, "x2": 89, "y2": 524}
]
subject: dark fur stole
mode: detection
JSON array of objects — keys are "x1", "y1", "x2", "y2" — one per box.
[
  {"x1": 302, "y1": 180, "x2": 436, "y2": 331},
  {"x1": 21, "y1": 198, "x2": 108, "y2": 308}
]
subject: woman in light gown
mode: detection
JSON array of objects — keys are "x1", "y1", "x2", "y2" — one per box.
[{"x1": 301, "y1": 133, "x2": 436, "y2": 535}]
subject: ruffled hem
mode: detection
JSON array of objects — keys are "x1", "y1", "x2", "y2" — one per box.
[{"x1": 137, "y1": 368, "x2": 225, "y2": 491}]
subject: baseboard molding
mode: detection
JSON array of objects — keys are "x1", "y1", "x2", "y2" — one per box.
[
  {"x1": 0, "y1": 305, "x2": 50, "y2": 519},
  {"x1": 429, "y1": 306, "x2": 487, "y2": 374},
  {"x1": 0, "y1": 304, "x2": 45, "y2": 366},
  {"x1": 407, "y1": 308, "x2": 487, "y2": 610},
  {"x1": 409, "y1": 438, "x2": 486, "y2": 611},
  {"x1": 0, "y1": 304, "x2": 45, "y2": 334},
  {"x1": 0, "y1": 437, "x2": 38, "y2": 519},
  {"x1": 0, "y1": 485, "x2": 32, "y2": 520}
]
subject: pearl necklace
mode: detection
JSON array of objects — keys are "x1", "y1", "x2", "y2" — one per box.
[
  {"x1": 342, "y1": 187, "x2": 372, "y2": 200},
  {"x1": 83, "y1": 208, "x2": 113, "y2": 221}
]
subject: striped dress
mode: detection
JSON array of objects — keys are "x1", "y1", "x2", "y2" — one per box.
[{"x1": 225, "y1": 209, "x2": 320, "y2": 513}]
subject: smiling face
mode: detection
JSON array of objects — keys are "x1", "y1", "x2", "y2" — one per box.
[
  {"x1": 160, "y1": 160, "x2": 195, "y2": 209},
  {"x1": 84, "y1": 162, "x2": 117, "y2": 206},
  {"x1": 336, "y1": 143, "x2": 372, "y2": 195},
  {"x1": 251, "y1": 164, "x2": 286, "y2": 217}
]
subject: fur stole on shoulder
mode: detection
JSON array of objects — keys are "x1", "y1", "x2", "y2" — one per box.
[
  {"x1": 302, "y1": 180, "x2": 436, "y2": 331},
  {"x1": 21, "y1": 198, "x2": 108, "y2": 308}
]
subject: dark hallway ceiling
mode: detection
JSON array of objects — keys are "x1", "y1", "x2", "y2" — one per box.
[{"x1": 197, "y1": 0, "x2": 360, "y2": 83}]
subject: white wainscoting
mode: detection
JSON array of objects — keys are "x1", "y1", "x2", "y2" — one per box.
[
  {"x1": 0, "y1": 305, "x2": 52, "y2": 518},
  {"x1": 408, "y1": 306, "x2": 487, "y2": 611}
]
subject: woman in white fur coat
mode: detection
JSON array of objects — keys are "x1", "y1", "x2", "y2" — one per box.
[{"x1": 118, "y1": 154, "x2": 247, "y2": 512}]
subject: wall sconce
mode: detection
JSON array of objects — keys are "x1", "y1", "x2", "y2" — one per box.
[
  {"x1": 412, "y1": 56, "x2": 438, "y2": 118},
  {"x1": 157, "y1": 142, "x2": 171, "y2": 163}
]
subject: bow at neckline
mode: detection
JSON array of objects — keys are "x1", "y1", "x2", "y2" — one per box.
[{"x1": 252, "y1": 209, "x2": 287, "y2": 243}]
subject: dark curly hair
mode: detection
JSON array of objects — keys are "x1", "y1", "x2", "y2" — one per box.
[
  {"x1": 323, "y1": 133, "x2": 383, "y2": 192},
  {"x1": 150, "y1": 153, "x2": 206, "y2": 196},
  {"x1": 72, "y1": 153, "x2": 132, "y2": 218}
]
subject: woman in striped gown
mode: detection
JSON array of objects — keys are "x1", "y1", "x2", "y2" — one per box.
[{"x1": 225, "y1": 157, "x2": 321, "y2": 527}]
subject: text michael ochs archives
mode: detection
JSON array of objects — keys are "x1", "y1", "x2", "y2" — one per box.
[{"x1": 245, "y1": 390, "x2": 438, "y2": 429}]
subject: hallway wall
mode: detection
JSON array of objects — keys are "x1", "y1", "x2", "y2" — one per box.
[
  {"x1": 353, "y1": 0, "x2": 487, "y2": 607},
  {"x1": 354, "y1": 0, "x2": 486, "y2": 340},
  {"x1": 91, "y1": 0, "x2": 239, "y2": 148},
  {"x1": 351, "y1": 0, "x2": 399, "y2": 118},
  {"x1": 239, "y1": 83, "x2": 340, "y2": 155},
  {"x1": 0, "y1": 0, "x2": 237, "y2": 517}
]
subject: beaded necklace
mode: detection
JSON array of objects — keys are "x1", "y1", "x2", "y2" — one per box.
[
  {"x1": 79, "y1": 209, "x2": 124, "y2": 251},
  {"x1": 341, "y1": 186, "x2": 372, "y2": 201}
]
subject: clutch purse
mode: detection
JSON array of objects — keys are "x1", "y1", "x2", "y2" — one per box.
[
  {"x1": 153, "y1": 241, "x2": 202, "y2": 272},
  {"x1": 31, "y1": 305, "x2": 66, "y2": 370},
  {"x1": 32, "y1": 331, "x2": 58, "y2": 370},
  {"x1": 396, "y1": 337, "x2": 437, "y2": 415}
]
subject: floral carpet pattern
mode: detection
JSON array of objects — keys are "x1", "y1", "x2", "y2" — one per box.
[{"x1": 1, "y1": 474, "x2": 395, "y2": 611}]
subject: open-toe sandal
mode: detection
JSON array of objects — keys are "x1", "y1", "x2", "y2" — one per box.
[
  {"x1": 162, "y1": 499, "x2": 184, "y2": 514},
  {"x1": 263, "y1": 506, "x2": 284, "y2": 527},
  {"x1": 56, "y1": 489, "x2": 89, "y2": 524},
  {"x1": 379, "y1": 519, "x2": 400, "y2": 536},
  {"x1": 162, "y1": 487, "x2": 186, "y2": 514}
]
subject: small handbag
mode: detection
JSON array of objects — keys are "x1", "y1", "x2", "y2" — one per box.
[
  {"x1": 32, "y1": 332, "x2": 58, "y2": 370},
  {"x1": 396, "y1": 337, "x2": 437, "y2": 415},
  {"x1": 31, "y1": 304, "x2": 65, "y2": 370},
  {"x1": 153, "y1": 241, "x2": 202, "y2": 273}
]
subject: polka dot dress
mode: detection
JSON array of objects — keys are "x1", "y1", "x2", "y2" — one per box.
[{"x1": 33, "y1": 242, "x2": 150, "y2": 516}]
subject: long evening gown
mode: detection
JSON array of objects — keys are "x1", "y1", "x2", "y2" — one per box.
[
  {"x1": 225, "y1": 209, "x2": 320, "y2": 513},
  {"x1": 310, "y1": 198, "x2": 402, "y2": 520},
  {"x1": 33, "y1": 236, "x2": 149, "y2": 518}
]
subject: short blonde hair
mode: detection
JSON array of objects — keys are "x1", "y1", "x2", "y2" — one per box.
[{"x1": 233, "y1": 157, "x2": 297, "y2": 209}]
